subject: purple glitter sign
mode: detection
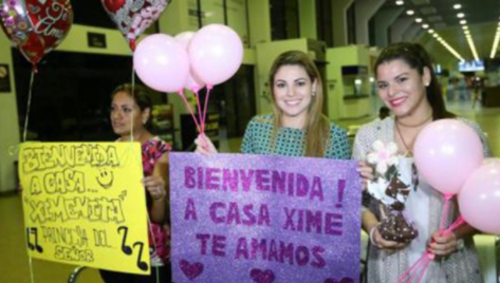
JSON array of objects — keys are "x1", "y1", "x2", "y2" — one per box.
[{"x1": 169, "y1": 153, "x2": 361, "y2": 283}]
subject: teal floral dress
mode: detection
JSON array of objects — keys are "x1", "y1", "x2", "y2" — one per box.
[{"x1": 241, "y1": 114, "x2": 351, "y2": 159}]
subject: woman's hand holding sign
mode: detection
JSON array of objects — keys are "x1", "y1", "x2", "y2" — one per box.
[
  {"x1": 356, "y1": 161, "x2": 374, "y2": 192},
  {"x1": 142, "y1": 176, "x2": 166, "y2": 201},
  {"x1": 195, "y1": 134, "x2": 218, "y2": 155}
]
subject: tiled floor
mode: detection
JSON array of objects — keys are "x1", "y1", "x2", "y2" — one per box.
[{"x1": 1, "y1": 98, "x2": 498, "y2": 283}]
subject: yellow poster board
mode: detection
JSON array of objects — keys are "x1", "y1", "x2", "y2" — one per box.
[{"x1": 18, "y1": 142, "x2": 151, "y2": 275}]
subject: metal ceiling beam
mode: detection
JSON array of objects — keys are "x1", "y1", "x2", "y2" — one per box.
[
  {"x1": 374, "y1": 6, "x2": 404, "y2": 48},
  {"x1": 354, "y1": 0, "x2": 385, "y2": 45}
]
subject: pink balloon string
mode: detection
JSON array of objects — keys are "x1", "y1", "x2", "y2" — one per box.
[
  {"x1": 398, "y1": 254, "x2": 426, "y2": 282},
  {"x1": 193, "y1": 89, "x2": 204, "y2": 134},
  {"x1": 202, "y1": 85, "x2": 213, "y2": 132},
  {"x1": 398, "y1": 195, "x2": 465, "y2": 283},
  {"x1": 439, "y1": 194, "x2": 454, "y2": 231},
  {"x1": 398, "y1": 251, "x2": 434, "y2": 283},
  {"x1": 414, "y1": 255, "x2": 433, "y2": 283},
  {"x1": 178, "y1": 90, "x2": 202, "y2": 133},
  {"x1": 444, "y1": 215, "x2": 465, "y2": 234}
]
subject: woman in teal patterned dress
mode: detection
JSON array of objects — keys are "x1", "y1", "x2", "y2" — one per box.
[{"x1": 196, "y1": 50, "x2": 350, "y2": 159}]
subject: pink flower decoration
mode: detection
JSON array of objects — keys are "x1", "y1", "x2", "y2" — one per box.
[{"x1": 367, "y1": 140, "x2": 399, "y2": 175}]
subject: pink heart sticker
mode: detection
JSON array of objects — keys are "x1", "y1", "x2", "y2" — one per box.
[
  {"x1": 179, "y1": 260, "x2": 204, "y2": 280},
  {"x1": 250, "y1": 268, "x2": 275, "y2": 283}
]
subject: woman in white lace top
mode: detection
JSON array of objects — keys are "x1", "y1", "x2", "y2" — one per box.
[{"x1": 355, "y1": 42, "x2": 490, "y2": 283}]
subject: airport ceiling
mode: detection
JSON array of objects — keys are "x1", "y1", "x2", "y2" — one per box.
[{"x1": 383, "y1": 0, "x2": 500, "y2": 68}]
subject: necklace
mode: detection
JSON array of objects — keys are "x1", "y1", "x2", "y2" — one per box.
[
  {"x1": 395, "y1": 122, "x2": 413, "y2": 157},
  {"x1": 396, "y1": 112, "x2": 433, "y2": 128},
  {"x1": 394, "y1": 112, "x2": 433, "y2": 156}
]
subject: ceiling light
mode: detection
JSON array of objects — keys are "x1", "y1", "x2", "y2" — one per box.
[
  {"x1": 460, "y1": 20, "x2": 467, "y2": 25},
  {"x1": 406, "y1": 10, "x2": 415, "y2": 15},
  {"x1": 436, "y1": 39, "x2": 465, "y2": 61},
  {"x1": 415, "y1": 18, "x2": 423, "y2": 23},
  {"x1": 491, "y1": 34, "x2": 500, "y2": 58},
  {"x1": 428, "y1": 29, "x2": 434, "y2": 33},
  {"x1": 453, "y1": 4, "x2": 462, "y2": 9},
  {"x1": 465, "y1": 34, "x2": 479, "y2": 61},
  {"x1": 396, "y1": 0, "x2": 404, "y2": 5},
  {"x1": 433, "y1": 34, "x2": 439, "y2": 38},
  {"x1": 457, "y1": 13, "x2": 465, "y2": 18},
  {"x1": 422, "y1": 24, "x2": 429, "y2": 29},
  {"x1": 462, "y1": 26, "x2": 469, "y2": 30}
]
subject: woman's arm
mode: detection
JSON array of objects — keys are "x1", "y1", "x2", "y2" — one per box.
[
  {"x1": 429, "y1": 198, "x2": 478, "y2": 256},
  {"x1": 428, "y1": 223, "x2": 476, "y2": 256},
  {"x1": 143, "y1": 153, "x2": 169, "y2": 224}
]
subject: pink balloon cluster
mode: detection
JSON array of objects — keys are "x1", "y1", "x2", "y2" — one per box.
[
  {"x1": 133, "y1": 24, "x2": 244, "y2": 93},
  {"x1": 458, "y1": 159, "x2": 500, "y2": 234},
  {"x1": 413, "y1": 119, "x2": 484, "y2": 196},
  {"x1": 414, "y1": 119, "x2": 500, "y2": 234}
]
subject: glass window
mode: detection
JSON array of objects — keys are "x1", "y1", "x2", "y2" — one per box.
[
  {"x1": 188, "y1": 0, "x2": 250, "y2": 47},
  {"x1": 316, "y1": 0, "x2": 333, "y2": 47},
  {"x1": 346, "y1": 2, "x2": 356, "y2": 44},
  {"x1": 270, "y1": 0, "x2": 300, "y2": 40},
  {"x1": 227, "y1": 0, "x2": 250, "y2": 47}
]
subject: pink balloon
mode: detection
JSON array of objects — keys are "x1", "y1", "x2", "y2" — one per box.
[
  {"x1": 458, "y1": 160, "x2": 500, "y2": 234},
  {"x1": 175, "y1": 31, "x2": 195, "y2": 50},
  {"x1": 184, "y1": 71, "x2": 205, "y2": 92},
  {"x1": 413, "y1": 119, "x2": 484, "y2": 195},
  {"x1": 134, "y1": 34, "x2": 189, "y2": 93},
  {"x1": 175, "y1": 31, "x2": 205, "y2": 92},
  {"x1": 189, "y1": 24, "x2": 244, "y2": 86}
]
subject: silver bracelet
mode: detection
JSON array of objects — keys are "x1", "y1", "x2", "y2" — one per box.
[{"x1": 369, "y1": 224, "x2": 381, "y2": 248}]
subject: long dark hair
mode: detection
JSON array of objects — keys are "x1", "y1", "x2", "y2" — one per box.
[
  {"x1": 111, "y1": 83, "x2": 153, "y2": 129},
  {"x1": 374, "y1": 42, "x2": 455, "y2": 120}
]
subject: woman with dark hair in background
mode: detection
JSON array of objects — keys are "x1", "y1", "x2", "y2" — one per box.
[
  {"x1": 355, "y1": 43, "x2": 490, "y2": 282},
  {"x1": 100, "y1": 84, "x2": 171, "y2": 283}
]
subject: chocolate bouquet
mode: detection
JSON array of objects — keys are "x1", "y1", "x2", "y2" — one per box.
[{"x1": 366, "y1": 140, "x2": 418, "y2": 244}]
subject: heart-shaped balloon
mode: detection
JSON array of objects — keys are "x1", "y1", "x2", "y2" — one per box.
[
  {"x1": 102, "y1": 0, "x2": 125, "y2": 13},
  {"x1": 101, "y1": 0, "x2": 170, "y2": 50},
  {"x1": 0, "y1": 0, "x2": 73, "y2": 71}
]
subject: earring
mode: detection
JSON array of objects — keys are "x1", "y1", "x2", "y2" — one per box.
[{"x1": 425, "y1": 82, "x2": 430, "y2": 87}]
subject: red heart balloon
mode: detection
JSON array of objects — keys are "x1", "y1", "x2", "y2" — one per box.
[
  {"x1": 101, "y1": 0, "x2": 170, "y2": 50},
  {"x1": 0, "y1": 0, "x2": 73, "y2": 70},
  {"x1": 103, "y1": 0, "x2": 125, "y2": 14}
]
